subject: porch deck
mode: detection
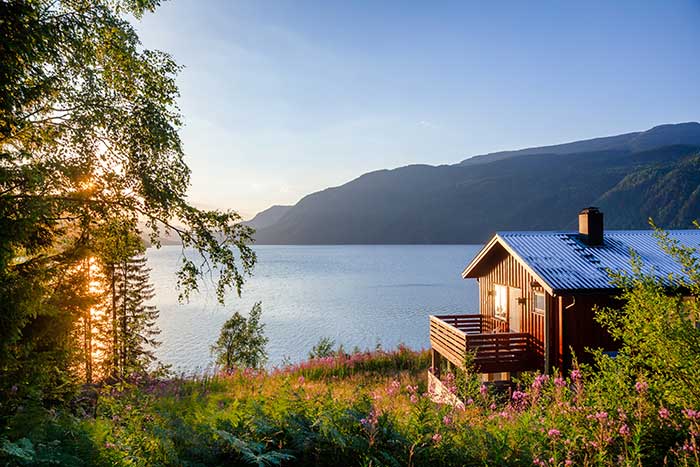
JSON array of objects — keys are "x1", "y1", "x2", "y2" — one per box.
[{"x1": 429, "y1": 314, "x2": 541, "y2": 374}]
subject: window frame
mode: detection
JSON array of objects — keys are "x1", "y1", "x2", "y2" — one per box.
[
  {"x1": 494, "y1": 284, "x2": 508, "y2": 321},
  {"x1": 533, "y1": 291, "x2": 546, "y2": 316}
]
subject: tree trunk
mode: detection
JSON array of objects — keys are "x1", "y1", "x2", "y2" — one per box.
[{"x1": 84, "y1": 257, "x2": 93, "y2": 384}]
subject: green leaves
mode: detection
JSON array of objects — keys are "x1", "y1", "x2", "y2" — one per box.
[
  {"x1": 216, "y1": 430, "x2": 295, "y2": 467},
  {"x1": 0, "y1": 0, "x2": 255, "y2": 405},
  {"x1": 212, "y1": 302, "x2": 268, "y2": 371}
]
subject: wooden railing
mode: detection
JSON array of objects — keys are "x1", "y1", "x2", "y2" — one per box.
[{"x1": 429, "y1": 314, "x2": 540, "y2": 374}]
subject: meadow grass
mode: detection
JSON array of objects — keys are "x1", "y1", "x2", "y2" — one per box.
[{"x1": 2, "y1": 347, "x2": 700, "y2": 466}]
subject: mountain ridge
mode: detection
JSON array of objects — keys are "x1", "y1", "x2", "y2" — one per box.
[
  {"x1": 250, "y1": 123, "x2": 700, "y2": 244},
  {"x1": 459, "y1": 122, "x2": 700, "y2": 166}
]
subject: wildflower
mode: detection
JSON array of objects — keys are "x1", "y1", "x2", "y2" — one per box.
[
  {"x1": 512, "y1": 390, "x2": 528, "y2": 401},
  {"x1": 442, "y1": 415, "x2": 452, "y2": 426},
  {"x1": 297, "y1": 376, "x2": 305, "y2": 385},
  {"x1": 480, "y1": 384, "x2": 488, "y2": 396},
  {"x1": 386, "y1": 380, "x2": 400, "y2": 396},
  {"x1": 105, "y1": 442, "x2": 116, "y2": 449},
  {"x1": 360, "y1": 408, "x2": 379, "y2": 430},
  {"x1": 406, "y1": 384, "x2": 418, "y2": 394},
  {"x1": 548, "y1": 428, "x2": 561, "y2": 438},
  {"x1": 587, "y1": 411, "x2": 608, "y2": 421},
  {"x1": 410, "y1": 394, "x2": 418, "y2": 404},
  {"x1": 659, "y1": 407, "x2": 670, "y2": 419},
  {"x1": 554, "y1": 376, "x2": 566, "y2": 387},
  {"x1": 683, "y1": 409, "x2": 700, "y2": 420},
  {"x1": 635, "y1": 381, "x2": 649, "y2": 394},
  {"x1": 466, "y1": 398, "x2": 474, "y2": 405},
  {"x1": 619, "y1": 424, "x2": 630, "y2": 437},
  {"x1": 432, "y1": 433, "x2": 442, "y2": 443},
  {"x1": 565, "y1": 460, "x2": 573, "y2": 466},
  {"x1": 532, "y1": 374, "x2": 548, "y2": 390},
  {"x1": 570, "y1": 369, "x2": 582, "y2": 381}
]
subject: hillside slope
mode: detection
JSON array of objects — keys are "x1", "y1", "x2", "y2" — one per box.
[{"x1": 252, "y1": 123, "x2": 700, "y2": 244}]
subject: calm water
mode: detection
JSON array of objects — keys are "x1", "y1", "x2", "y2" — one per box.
[{"x1": 148, "y1": 245, "x2": 481, "y2": 373}]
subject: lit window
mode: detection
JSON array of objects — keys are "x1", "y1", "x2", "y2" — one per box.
[
  {"x1": 534, "y1": 292, "x2": 546, "y2": 315},
  {"x1": 494, "y1": 285, "x2": 507, "y2": 321}
]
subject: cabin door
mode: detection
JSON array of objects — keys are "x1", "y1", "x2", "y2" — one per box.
[{"x1": 508, "y1": 287, "x2": 522, "y2": 332}]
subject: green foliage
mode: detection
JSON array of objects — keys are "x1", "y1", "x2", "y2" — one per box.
[
  {"x1": 0, "y1": 0, "x2": 255, "y2": 408},
  {"x1": 212, "y1": 302, "x2": 268, "y2": 371},
  {"x1": 308, "y1": 337, "x2": 336, "y2": 360},
  {"x1": 0, "y1": 343, "x2": 699, "y2": 466},
  {"x1": 593, "y1": 228, "x2": 700, "y2": 409}
]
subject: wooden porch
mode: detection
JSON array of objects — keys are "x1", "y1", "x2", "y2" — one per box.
[{"x1": 429, "y1": 314, "x2": 542, "y2": 374}]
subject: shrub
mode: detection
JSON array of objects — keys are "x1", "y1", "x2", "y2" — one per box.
[{"x1": 211, "y1": 302, "x2": 268, "y2": 371}]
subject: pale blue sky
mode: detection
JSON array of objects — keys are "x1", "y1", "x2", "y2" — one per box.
[{"x1": 134, "y1": 0, "x2": 700, "y2": 218}]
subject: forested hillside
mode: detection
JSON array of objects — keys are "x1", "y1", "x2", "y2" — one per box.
[{"x1": 253, "y1": 129, "x2": 700, "y2": 244}]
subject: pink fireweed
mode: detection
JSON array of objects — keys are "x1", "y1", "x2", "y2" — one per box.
[
  {"x1": 360, "y1": 408, "x2": 379, "y2": 430},
  {"x1": 554, "y1": 376, "x2": 566, "y2": 387},
  {"x1": 635, "y1": 380, "x2": 649, "y2": 394},
  {"x1": 432, "y1": 433, "x2": 442, "y2": 443},
  {"x1": 587, "y1": 411, "x2": 608, "y2": 421},
  {"x1": 659, "y1": 407, "x2": 670, "y2": 419},
  {"x1": 386, "y1": 380, "x2": 400, "y2": 396},
  {"x1": 511, "y1": 390, "x2": 529, "y2": 409},
  {"x1": 619, "y1": 424, "x2": 631, "y2": 437},
  {"x1": 532, "y1": 374, "x2": 549, "y2": 390},
  {"x1": 548, "y1": 428, "x2": 561, "y2": 438}
]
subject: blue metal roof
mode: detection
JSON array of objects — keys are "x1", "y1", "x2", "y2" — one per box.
[{"x1": 495, "y1": 230, "x2": 700, "y2": 293}]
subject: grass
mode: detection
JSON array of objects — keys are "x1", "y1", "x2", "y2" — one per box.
[{"x1": 2, "y1": 347, "x2": 700, "y2": 466}]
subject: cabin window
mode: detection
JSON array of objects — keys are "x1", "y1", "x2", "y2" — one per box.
[
  {"x1": 494, "y1": 284, "x2": 508, "y2": 321},
  {"x1": 534, "y1": 292, "x2": 546, "y2": 315}
]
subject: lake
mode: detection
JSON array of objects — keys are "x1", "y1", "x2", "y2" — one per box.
[{"x1": 148, "y1": 244, "x2": 481, "y2": 373}]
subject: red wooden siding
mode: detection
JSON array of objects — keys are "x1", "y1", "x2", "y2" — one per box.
[
  {"x1": 473, "y1": 244, "x2": 620, "y2": 373},
  {"x1": 475, "y1": 246, "x2": 550, "y2": 366}
]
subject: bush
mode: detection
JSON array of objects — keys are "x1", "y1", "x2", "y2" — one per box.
[
  {"x1": 211, "y1": 302, "x2": 268, "y2": 371},
  {"x1": 308, "y1": 337, "x2": 336, "y2": 360}
]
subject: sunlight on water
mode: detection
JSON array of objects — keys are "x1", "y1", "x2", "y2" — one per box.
[{"x1": 147, "y1": 245, "x2": 481, "y2": 374}]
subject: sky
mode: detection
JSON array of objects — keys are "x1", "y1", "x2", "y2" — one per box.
[{"x1": 134, "y1": 0, "x2": 700, "y2": 218}]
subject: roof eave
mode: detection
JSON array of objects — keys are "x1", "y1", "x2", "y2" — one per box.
[
  {"x1": 462, "y1": 233, "x2": 558, "y2": 296},
  {"x1": 461, "y1": 235, "x2": 500, "y2": 279}
]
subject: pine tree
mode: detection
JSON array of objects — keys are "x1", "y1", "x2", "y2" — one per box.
[
  {"x1": 94, "y1": 222, "x2": 160, "y2": 379},
  {"x1": 116, "y1": 255, "x2": 160, "y2": 377}
]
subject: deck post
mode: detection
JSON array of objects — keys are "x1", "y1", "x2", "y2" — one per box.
[
  {"x1": 431, "y1": 349, "x2": 442, "y2": 378},
  {"x1": 544, "y1": 298, "x2": 551, "y2": 375}
]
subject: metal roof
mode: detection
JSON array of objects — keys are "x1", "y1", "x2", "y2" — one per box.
[{"x1": 467, "y1": 230, "x2": 700, "y2": 294}]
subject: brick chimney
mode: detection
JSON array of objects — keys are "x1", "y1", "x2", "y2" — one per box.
[{"x1": 578, "y1": 207, "x2": 604, "y2": 246}]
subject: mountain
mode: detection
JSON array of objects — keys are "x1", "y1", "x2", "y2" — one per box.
[
  {"x1": 244, "y1": 205, "x2": 293, "y2": 230},
  {"x1": 251, "y1": 123, "x2": 700, "y2": 244},
  {"x1": 460, "y1": 122, "x2": 700, "y2": 166}
]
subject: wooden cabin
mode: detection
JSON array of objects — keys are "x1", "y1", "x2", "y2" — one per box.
[{"x1": 429, "y1": 207, "x2": 700, "y2": 379}]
